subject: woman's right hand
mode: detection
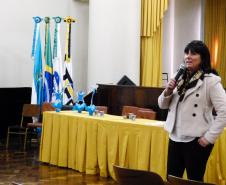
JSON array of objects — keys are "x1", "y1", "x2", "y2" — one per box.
[{"x1": 164, "y1": 79, "x2": 177, "y2": 96}]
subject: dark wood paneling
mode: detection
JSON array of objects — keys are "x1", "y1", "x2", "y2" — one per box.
[
  {"x1": 95, "y1": 84, "x2": 168, "y2": 121},
  {"x1": 0, "y1": 87, "x2": 31, "y2": 139}
]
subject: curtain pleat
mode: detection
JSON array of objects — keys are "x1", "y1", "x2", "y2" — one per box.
[
  {"x1": 204, "y1": 0, "x2": 226, "y2": 87},
  {"x1": 204, "y1": 1, "x2": 226, "y2": 183},
  {"x1": 140, "y1": 0, "x2": 168, "y2": 87}
]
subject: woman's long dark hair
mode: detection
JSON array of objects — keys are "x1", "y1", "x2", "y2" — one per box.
[{"x1": 184, "y1": 40, "x2": 212, "y2": 73}]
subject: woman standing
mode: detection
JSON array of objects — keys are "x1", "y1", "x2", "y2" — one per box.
[{"x1": 158, "y1": 40, "x2": 226, "y2": 181}]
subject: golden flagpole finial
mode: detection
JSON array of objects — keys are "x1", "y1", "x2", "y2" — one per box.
[{"x1": 64, "y1": 16, "x2": 76, "y2": 23}]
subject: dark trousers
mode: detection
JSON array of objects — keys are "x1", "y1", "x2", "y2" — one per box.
[{"x1": 167, "y1": 138, "x2": 214, "y2": 181}]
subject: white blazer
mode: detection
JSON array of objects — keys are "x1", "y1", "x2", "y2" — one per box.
[{"x1": 158, "y1": 73, "x2": 226, "y2": 143}]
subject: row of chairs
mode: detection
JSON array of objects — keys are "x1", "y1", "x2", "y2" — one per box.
[
  {"x1": 113, "y1": 165, "x2": 215, "y2": 185},
  {"x1": 95, "y1": 105, "x2": 157, "y2": 120}
]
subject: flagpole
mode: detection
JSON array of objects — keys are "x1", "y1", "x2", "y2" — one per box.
[
  {"x1": 52, "y1": 16, "x2": 63, "y2": 100},
  {"x1": 31, "y1": 17, "x2": 42, "y2": 59},
  {"x1": 31, "y1": 16, "x2": 43, "y2": 105},
  {"x1": 63, "y1": 16, "x2": 76, "y2": 105},
  {"x1": 43, "y1": 17, "x2": 53, "y2": 103}
]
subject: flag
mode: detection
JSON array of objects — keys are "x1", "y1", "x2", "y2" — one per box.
[
  {"x1": 52, "y1": 17, "x2": 63, "y2": 96},
  {"x1": 31, "y1": 16, "x2": 43, "y2": 105},
  {"x1": 63, "y1": 16, "x2": 76, "y2": 105},
  {"x1": 43, "y1": 17, "x2": 53, "y2": 102}
]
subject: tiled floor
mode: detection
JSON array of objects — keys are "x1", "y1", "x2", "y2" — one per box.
[{"x1": 0, "y1": 142, "x2": 118, "y2": 185}]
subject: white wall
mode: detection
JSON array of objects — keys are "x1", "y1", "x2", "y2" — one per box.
[
  {"x1": 0, "y1": 0, "x2": 204, "y2": 91},
  {"x1": 162, "y1": 0, "x2": 175, "y2": 84},
  {"x1": 69, "y1": 1, "x2": 89, "y2": 92},
  {"x1": 163, "y1": 0, "x2": 202, "y2": 79},
  {"x1": 0, "y1": 0, "x2": 89, "y2": 92},
  {"x1": 87, "y1": 0, "x2": 141, "y2": 91}
]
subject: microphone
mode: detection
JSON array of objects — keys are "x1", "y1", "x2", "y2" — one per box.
[{"x1": 174, "y1": 64, "x2": 186, "y2": 81}]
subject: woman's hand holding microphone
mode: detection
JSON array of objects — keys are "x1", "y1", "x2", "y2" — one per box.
[
  {"x1": 164, "y1": 64, "x2": 186, "y2": 97},
  {"x1": 164, "y1": 79, "x2": 177, "y2": 96}
]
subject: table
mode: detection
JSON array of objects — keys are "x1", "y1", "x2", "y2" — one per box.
[{"x1": 39, "y1": 111, "x2": 226, "y2": 185}]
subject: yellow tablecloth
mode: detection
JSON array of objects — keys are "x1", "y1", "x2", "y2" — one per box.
[{"x1": 39, "y1": 111, "x2": 226, "y2": 185}]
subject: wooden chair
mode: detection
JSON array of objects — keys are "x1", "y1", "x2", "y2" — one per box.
[
  {"x1": 167, "y1": 175, "x2": 215, "y2": 185},
  {"x1": 28, "y1": 102, "x2": 56, "y2": 145},
  {"x1": 96, "y1": 106, "x2": 108, "y2": 113},
  {"x1": 122, "y1": 106, "x2": 139, "y2": 116},
  {"x1": 6, "y1": 104, "x2": 41, "y2": 150},
  {"x1": 42, "y1": 102, "x2": 56, "y2": 112},
  {"x1": 27, "y1": 102, "x2": 55, "y2": 129},
  {"x1": 113, "y1": 165, "x2": 167, "y2": 185},
  {"x1": 139, "y1": 107, "x2": 154, "y2": 111},
  {"x1": 137, "y1": 110, "x2": 157, "y2": 120},
  {"x1": 122, "y1": 106, "x2": 153, "y2": 117}
]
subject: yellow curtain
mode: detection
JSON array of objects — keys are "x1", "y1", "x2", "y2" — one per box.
[
  {"x1": 140, "y1": 0, "x2": 168, "y2": 87},
  {"x1": 204, "y1": 0, "x2": 226, "y2": 88}
]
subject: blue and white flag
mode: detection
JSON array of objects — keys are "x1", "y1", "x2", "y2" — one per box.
[
  {"x1": 31, "y1": 16, "x2": 43, "y2": 105},
  {"x1": 43, "y1": 17, "x2": 53, "y2": 102},
  {"x1": 52, "y1": 17, "x2": 63, "y2": 97}
]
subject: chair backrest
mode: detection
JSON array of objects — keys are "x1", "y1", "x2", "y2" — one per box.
[
  {"x1": 122, "y1": 106, "x2": 139, "y2": 116},
  {"x1": 113, "y1": 165, "x2": 166, "y2": 185},
  {"x1": 167, "y1": 175, "x2": 216, "y2": 185},
  {"x1": 139, "y1": 107, "x2": 153, "y2": 112},
  {"x1": 96, "y1": 106, "x2": 108, "y2": 113},
  {"x1": 21, "y1": 104, "x2": 41, "y2": 127},
  {"x1": 22, "y1": 104, "x2": 40, "y2": 117},
  {"x1": 137, "y1": 110, "x2": 157, "y2": 120},
  {"x1": 122, "y1": 106, "x2": 153, "y2": 117},
  {"x1": 42, "y1": 102, "x2": 55, "y2": 112},
  {"x1": 34, "y1": 102, "x2": 56, "y2": 123}
]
